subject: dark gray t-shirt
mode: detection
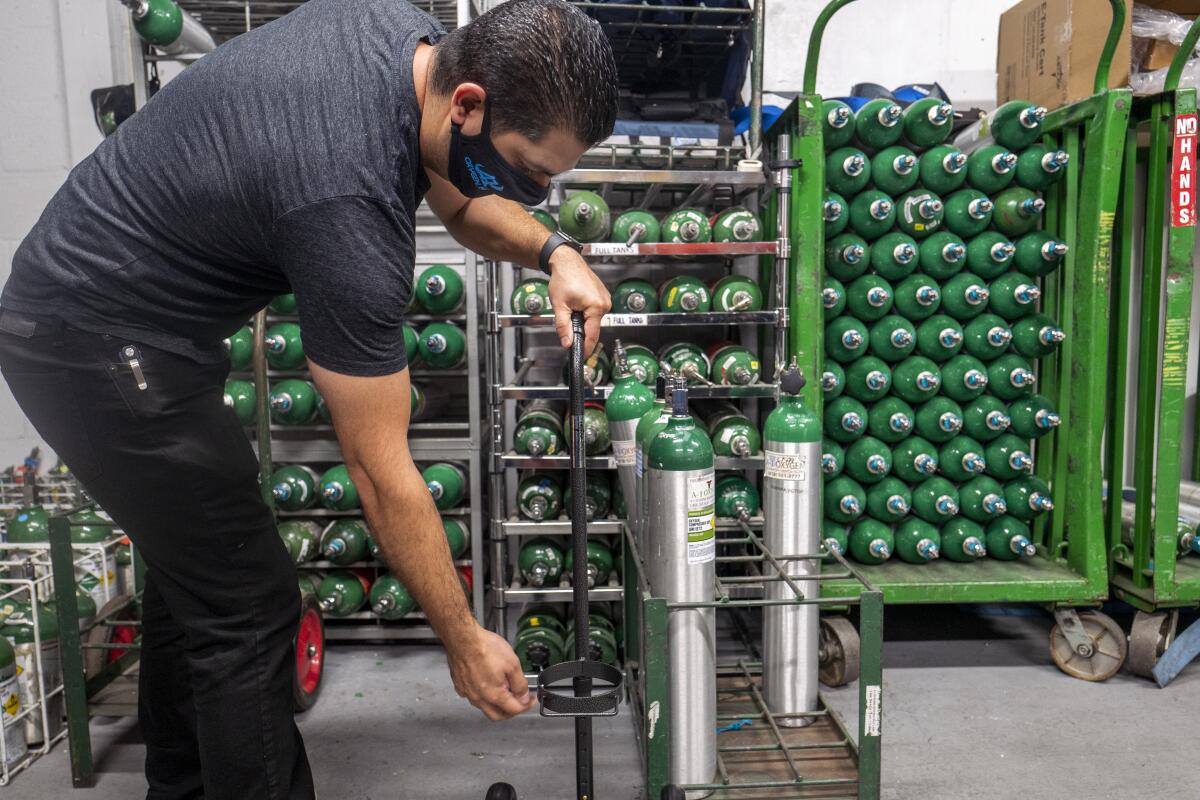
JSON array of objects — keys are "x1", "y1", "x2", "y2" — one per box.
[{"x1": 4, "y1": 0, "x2": 444, "y2": 376}]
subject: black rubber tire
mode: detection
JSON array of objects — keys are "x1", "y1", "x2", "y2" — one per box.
[{"x1": 485, "y1": 782, "x2": 518, "y2": 800}]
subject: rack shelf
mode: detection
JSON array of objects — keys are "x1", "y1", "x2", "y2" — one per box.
[
  {"x1": 553, "y1": 168, "x2": 765, "y2": 188},
  {"x1": 278, "y1": 506, "x2": 471, "y2": 518},
  {"x1": 580, "y1": 241, "x2": 776, "y2": 257},
  {"x1": 498, "y1": 519, "x2": 626, "y2": 536},
  {"x1": 495, "y1": 452, "x2": 763, "y2": 470},
  {"x1": 496, "y1": 310, "x2": 784, "y2": 329},
  {"x1": 500, "y1": 585, "x2": 625, "y2": 602},
  {"x1": 496, "y1": 383, "x2": 777, "y2": 401}
]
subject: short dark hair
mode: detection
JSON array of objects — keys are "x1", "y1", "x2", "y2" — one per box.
[{"x1": 430, "y1": 0, "x2": 618, "y2": 145}]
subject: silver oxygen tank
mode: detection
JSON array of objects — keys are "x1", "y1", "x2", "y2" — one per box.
[
  {"x1": 646, "y1": 379, "x2": 716, "y2": 797},
  {"x1": 605, "y1": 341, "x2": 656, "y2": 536},
  {"x1": 761, "y1": 366, "x2": 822, "y2": 727}
]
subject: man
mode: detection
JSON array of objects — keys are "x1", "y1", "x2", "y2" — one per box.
[{"x1": 0, "y1": 0, "x2": 617, "y2": 796}]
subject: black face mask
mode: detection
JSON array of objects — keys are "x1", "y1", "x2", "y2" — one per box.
[{"x1": 448, "y1": 99, "x2": 550, "y2": 206}]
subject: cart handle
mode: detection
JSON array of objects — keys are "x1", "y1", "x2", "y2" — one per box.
[
  {"x1": 802, "y1": 0, "x2": 1127, "y2": 97},
  {"x1": 1165, "y1": 15, "x2": 1200, "y2": 93}
]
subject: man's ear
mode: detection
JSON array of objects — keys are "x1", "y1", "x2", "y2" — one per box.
[{"x1": 450, "y1": 83, "x2": 487, "y2": 131}]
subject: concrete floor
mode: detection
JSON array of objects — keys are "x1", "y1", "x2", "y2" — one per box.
[{"x1": 3, "y1": 605, "x2": 1197, "y2": 799}]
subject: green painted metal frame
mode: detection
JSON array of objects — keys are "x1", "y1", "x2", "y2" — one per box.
[
  {"x1": 776, "y1": 0, "x2": 1129, "y2": 605},
  {"x1": 1107, "y1": 19, "x2": 1200, "y2": 611}
]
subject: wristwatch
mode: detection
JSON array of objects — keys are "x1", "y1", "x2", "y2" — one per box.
[{"x1": 539, "y1": 230, "x2": 583, "y2": 274}]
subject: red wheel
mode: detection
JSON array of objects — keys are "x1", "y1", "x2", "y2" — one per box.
[{"x1": 294, "y1": 592, "x2": 324, "y2": 712}]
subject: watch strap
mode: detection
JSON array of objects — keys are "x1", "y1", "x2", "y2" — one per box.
[{"x1": 538, "y1": 231, "x2": 582, "y2": 274}]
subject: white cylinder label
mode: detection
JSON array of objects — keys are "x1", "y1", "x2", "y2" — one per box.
[
  {"x1": 686, "y1": 475, "x2": 716, "y2": 564},
  {"x1": 613, "y1": 439, "x2": 636, "y2": 466},
  {"x1": 765, "y1": 450, "x2": 808, "y2": 481},
  {"x1": 0, "y1": 670, "x2": 26, "y2": 765}
]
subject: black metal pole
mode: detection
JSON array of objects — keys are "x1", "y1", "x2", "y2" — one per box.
[{"x1": 568, "y1": 311, "x2": 594, "y2": 799}]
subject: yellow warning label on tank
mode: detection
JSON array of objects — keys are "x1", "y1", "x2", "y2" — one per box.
[{"x1": 2, "y1": 692, "x2": 18, "y2": 718}]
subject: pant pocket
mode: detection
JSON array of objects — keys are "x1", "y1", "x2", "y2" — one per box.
[{"x1": 2, "y1": 369, "x2": 104, "y2": 484}]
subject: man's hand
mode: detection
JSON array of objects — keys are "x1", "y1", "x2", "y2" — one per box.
[
  {"x1": 548, "y1": 247, "x2": 610, "y2": 354},
  {"x1": 446, "y1": 625, "x2": 536, "y2": 721}
]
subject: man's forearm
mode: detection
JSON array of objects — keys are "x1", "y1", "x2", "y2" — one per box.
[{"x1": 443, "y1": 195, "x2": 549, "y2": 268}]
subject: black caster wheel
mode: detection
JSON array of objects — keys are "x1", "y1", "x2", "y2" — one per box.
[
  {"x1": 662, "y1": 786, "x2": 687, "y2": 800},
  {"x1": 485, "y1": 782, "x2": 517, "y2": 800}
]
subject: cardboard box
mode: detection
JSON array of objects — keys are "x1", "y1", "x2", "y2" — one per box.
[{"x1": 997, "y1": 0, "x2": 1133, "y2": 110}]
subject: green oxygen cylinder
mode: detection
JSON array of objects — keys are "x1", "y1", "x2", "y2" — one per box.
[
  {"x1": 278, "y1": 520, "x2": 321, "y2": 564},
  {"x1": 607, "y1": 344, "x2": 656, "y2": 522},
  {"x1": 564, "y1": 471, "x2": 614, "y2": 520},
  {"x1": 848, "y1": 518, "x2": 894, "y2": 564},
  {"x1": 941, "y1": 273, "x2": 991, "y2": 321},
  {"x1": 661, "y1": 208, "x2": 712, "y2": 244},
  {"x1": 622, "y1": 344, "x2": 659, "y2": 386},
  {"x1": 892, "y1": 436, "x2": 939, "y2": 483},
  {"x1": 1004, "y1": 476, "x2": 1054, "y2": 521},
  {"x1": 959, "y1": 476, "x2": 1009, "y2": 522},
  {"x1": 895, "y1": 518, "x2": 941, "y2": 563},
  {"x1": 939, "y1": 435, "x2": 987, "y2": 481},
  {"x1": 965, "y1": 232, "x2": 1017, "y2": 279},
  {"x1": 417, "y1": 322, "x2": 467, "y2": 369},
  {"x1": 822, "y1": 521, "x2": 849, "y2": 559},
  {"x1": 319, "y1": 464, "x2": 359, "y2": 511},
  {"x1": 563, "y1": 626, "x2": 618, "y2": 666},
  {"x1": 1016, "y1": 146, "x2": 1069, "y2": 191},
  {"x1": 825, "y1": 147, "x2": 871, "y2": 197},
  {"x1": 985, "y1": 101, "x2": 1048, "y2": 150},
  {"x1": 613, "y1": 278, "x2": 658, "y2": 313},
  {"x1": 918, "y1": 145, "x2": 969, "y2": 195},
  {"x1": 563, "y1": 347, "x2": 612, "y2": 388},
  {"x1": 963, "y1": 314, "x2": 1014, "y2": 362},
  {"x1": 715, "y1": 473, "x2": 761, "y2": 521},
  {"x1": 854, "y1": 98, "x2": 904, "y2": 150},
  {"x1": 1008, "y1": 394, "x2": 1061, "y2": 439},
  {"x1": 530, "y1": 208, "x2": 557, "y2": 231},
  {"x1": 844, "y1": 436, "x2": 892, "y2": 484},
  {"x1": 939, "y1": 518, "x2": 988, "y2": 561},
  {"x1": 518, "y1": 538, "x2": 565, "y2": 587},
  {"x1": 894, "y1": 188, "x2": 945, "y2": 239},
  {"x1": 370, "y1": 574, "x2": 416, "y2": 620},
  {"x1": 866, "y1": 476, "x2": 911, "y2": 523},
  {"x1": 822, "y1": 438, "x2": 845, "y2": 478},
  {"x1": 269, "y1": 379, "x2": 317, "y2": 425},
  {"x1": 843, "y1": 355, "x2": 892, "y2": 403},
  {"x1": 917, "y1": 231, "x2": 967, "y2": 280},
  {"x1": 223, "y1": 379, "x2": 256, "y2": 426},
  {"x1": 912, "y1": 477, "x2": 960, "y2": 523},
  {"x1": 564, "y1": 402, "x2": 611, "y2": 455},
  {"x1": 867, "y1": 315, "x2": 916, "y2": 362},
  {"x1": 870, "y1": 231, "x2": 918, "y2": 281},
  {"x1": 845, "y1": 275, "x2": 894, "y2": 322},
  {"x1": 0, "y1": 633, "x2": 28, "y2": 767},
  {"x1": 848, "y1": 190, "x2": 896, "y2": 241},
  {"x1": 1011, "y1": 313, "x2": 1065, "y2": 358},
  {"x1": 270, "y1": 465, "x2": 320, "y2": 511},
  {"x1": 992, "y1": 187, "x2": 1046, "y2": 237},
  {"x1": 988, "y1": 354, "x2": 1037, "y2": 401},
  {"x1": 986, "y1": 516, "x2": 1037, "y2": 560},
  {"x1": 823, "y1": 363, "x2": 846, "y2": 400},
  {"x1": 823, "y1": 99, "x2": 855, "y2": 148},
  {"x1": 824, "y1": 396, "x2": 868, "y2": 444},
  {"x1": 510, "y1": 278, "x2": 553, "y2": 315},
  {"x1": 965, "y1": 145, "x2": 1018, "y2": 194},
  {"x1": 867, "y1": 397, "x2": 915, "y2": 444},
  {"x1": 711, "y1": 274, "x2": 764, "y2": 312},
  {"x1": 515, "y1": 622, "x2": 566, "y2": 673},
  {"x1": 902, "y1": 97, "x2": 954, "y2": 148},
  {"x1": 320, "y1": 519, "x2": 370, "y2": 565},
  {"x1": 423, "y1": 462, "x2": 467, "y2": 510},
  {"x1": 130, "y1": 0, "x2": 216, "y2": 55},
  {"x1": 943, "y1": 189, "x2": 994, "y2": 238},
  {"x1": 824, "y1": 191, "x2": 849, "y2": 237},
  {"x1": 820, "y1": 316, "x2": 868, "y2": 364},
  {"x1": 634, "y1": 381, "x2": 672, "y2": 559},
  {"x1": 564, "y1": 540, "x2": 614, "y2": 587},
  {"x1": 411, "y1": 382, "x2": 450, "y2": 424},
  {"x1": 2, "y1": 601, "x2": 62, "y2": 746},
  {"x1": 962, "y1": 395, "x2": 1011, "y2": 442},
  {"x1": 694, "y1": 402, "x2": 762, "y2": 457},
  {"x1": 892, "y1": 274, "x2": 942, "y2": 321},
  {"x1": 659, "y1": 275, "x2": 712, "y2": 313},
  {"x1": 870, "y1": 146, "x2": 919, "y2": 196},
  {"x1": 443, "y1": 517, "x2": 469, "y2": 559},
  {"x1": 707, "y1": 343, "x2": 761, "y2": 386},
  {"x1": 825, "y1": 233, "x2": 870, "y2": 282},
  {"x1": 517, "y1": 472, "x2": 563, "y2": 521},
  {"x1": 559, "y1": 191, "x2": 611, "y2": 241},
  {"x1": 984, "y1": 433, "x2": 1035, "y2": 480},
  {"x1": 825, "y1": 475, "x2": 866, "y2": 524},
  {"x1": 916, "y1": 314, "x2": 965, "y2": 362},
  {"x1": 891, "y1": 355, "x2": 942, "y2": 403},
  {"x1": 940, "y1": 354, "x2": 990, "y2": 402},
  {"x1": 415, "y1": 264, "x2": 464, "y2": 314},
  {"x1": 269, "y1": 293, "x2": 297, "y2": 314},
  {"x1": 514, "y1": 400, "x2": 564, "y2": 456},
  {"x1": 1014, "y1": 232, "x2": 1069, "y2": 277},
  {"x1": 988, "y1": 272, "x2": 1042, "y2": 321},
  {"x1": 659, "y1": 342, "x2": 711, "y2": 386},
  {"x1": 404, "y1": 324, "x2": 419, "y2": 364},
  {"x1": 914, "y1": 396, "x2": 964, "y2": 443},
  {"x1": 612, "y1": 209, "x2": 661, "y2": 245},
  {"x1": 264, "y1": 322, "x2": 305, "y2": 370},
  {"x1": 225, "y1": 326, "x2": 253, "y2": 371},
  {"x1": 317, "y1": 571, "x2": 370, "y2": 617}
]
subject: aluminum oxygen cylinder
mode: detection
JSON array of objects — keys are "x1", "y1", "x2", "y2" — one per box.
[{"x1": 607, "y1": 344, "x2": 656, "y2": 533}]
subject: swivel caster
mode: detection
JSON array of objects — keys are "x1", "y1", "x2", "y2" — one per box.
[
  {"x1": 818, "y1": 616, "x2": 861, "y2": 687},
  {"x1": 1049, "y1": 609, "x2": 1126, "y2": 681},
  {"x1": 485, "y1": 782, "x2": 517, "y2": 800}
]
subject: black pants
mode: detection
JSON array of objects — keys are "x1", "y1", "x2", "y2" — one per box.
[{"x1": 0, "y1": 317, "x2": 314, "y2": 799}]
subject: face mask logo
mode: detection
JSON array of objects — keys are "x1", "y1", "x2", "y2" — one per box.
[
  {"x1": 464, "y1": 156, "x2": 504, "y2": 194},
  {"x1": 448, "y1": 96, "x2": 549, "y2": 206}
]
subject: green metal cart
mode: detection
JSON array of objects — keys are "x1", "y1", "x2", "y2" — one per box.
[
  {"x1": 770, "y1": 0, "x2": 1133, "y2": 681},
  {"x1": 1105, "y1": 19, "x2": 1200, "y2": 677}
]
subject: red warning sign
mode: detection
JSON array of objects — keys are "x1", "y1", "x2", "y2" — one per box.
[{"x1": 1172, "y1": 113, "x2": 1198, "y2": 227}]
